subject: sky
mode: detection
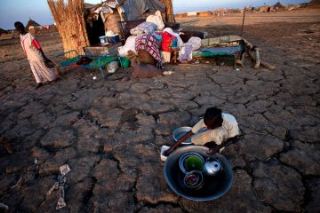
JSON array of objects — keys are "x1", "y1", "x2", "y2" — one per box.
[{"x1": 0, "y1": 0, "x2": 310, "y2": 29}]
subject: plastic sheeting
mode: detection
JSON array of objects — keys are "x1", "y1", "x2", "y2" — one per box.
[
  {"x1": 118, "y1": 36, "x2": 137, "y2": 56},
  {"x1": 193, "y1": 46, "x2": 243, "y2": 58},
  {"x1": 146, "y1": 10, "x2": 165, "y2": 30},
  {"x1": 130, "y1": 22, "x2": 157, "y2": 35},
  {"x1": 186, "y1": 37, "x2": 202, "y2": 51},
  {"x1": 122, "y1": 0, "x2": 165, "y2": 21}
]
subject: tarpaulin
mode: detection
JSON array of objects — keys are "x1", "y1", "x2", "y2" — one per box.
[{"x1": 122, "y1": 0, "x2": 165, "y2": 21}]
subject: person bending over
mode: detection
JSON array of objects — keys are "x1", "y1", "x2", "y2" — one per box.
[{"x1": 177, "y1": 107, "x2": 240, "y2": 147}]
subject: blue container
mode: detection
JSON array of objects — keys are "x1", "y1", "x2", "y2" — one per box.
[
  {"x1": 99, "y1": 36, "x2": 108, "y2": 45},
  {"x1": 107, "y1": 35, "x2": 120, "y2": 44}
]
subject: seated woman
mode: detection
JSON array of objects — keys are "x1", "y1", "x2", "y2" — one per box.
[
  {"x1": 127, "y1": 50, "x2": 163, "y2": 79},
  {"x1": 126, "y1": 34, "x2": 173, "y2": 79}
]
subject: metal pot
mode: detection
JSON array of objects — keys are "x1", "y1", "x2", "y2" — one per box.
[{"x1": 203, "y1": 158, "x2": 222, "y2": 176}]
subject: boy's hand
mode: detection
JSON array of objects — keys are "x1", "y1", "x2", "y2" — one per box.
[{"x1": 164, "y1": 131, "x2": 193, "y2": 156}]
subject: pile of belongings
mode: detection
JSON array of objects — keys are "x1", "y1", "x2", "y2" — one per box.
[
  {"x1": 87, "y1": 1, "x2": 273, "y2": 70},
  {"x1": 118, "y1": 10, "x2": 271, "y2": 69},
  {"x1": 118, "y1": 10, "x2": 204, "y2": 66},
  {"x1": 111, "y1": 2, "x2": 274, "y2": 69}
]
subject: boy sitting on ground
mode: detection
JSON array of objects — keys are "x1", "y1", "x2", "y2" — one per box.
[
  {"x1": 189, "y1": 107, "x2": 239, "y2": 146},
  {"x1": 164, "y1": 107, "x2": 240, "y2": 156}
]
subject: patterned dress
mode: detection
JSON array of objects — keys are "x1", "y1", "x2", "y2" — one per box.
[{"x1": 135, "y1": 34, "x2": 162, "y2": 62}]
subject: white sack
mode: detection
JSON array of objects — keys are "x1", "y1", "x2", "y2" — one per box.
[
  {"x1": 146, "y1": 10, "x2": 165, "y2": 30},
  {"x1": 118, "y1": 36, "x2": 137, "y2": 56},
  {"x1": 187, "y1": 37, "x2": 202, "y2": 51}
]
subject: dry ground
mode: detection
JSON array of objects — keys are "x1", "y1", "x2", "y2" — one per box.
[{"x1": 0, "y1": 8, "x2": 320, "y2": 213}]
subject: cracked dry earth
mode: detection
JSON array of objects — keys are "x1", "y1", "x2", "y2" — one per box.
[{"x1": 1, "y1": 14, "x2": 320, "y2": 213}]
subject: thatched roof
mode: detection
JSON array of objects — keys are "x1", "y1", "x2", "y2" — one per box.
[
  {"x1": 26, "y1": 19, "x2": 41, "y2": 29},
  {"x1": 273, "y1": 2, "x2": 285, "y2": 8},
  {"x1": 309, "y1": 0, "x2": 320, "y2": 5},
  {"x1": 0, "y1": 28, "x2": 8, "y2": 34},
  {"x1": 258, "y1": 6, "x2": 271, "y2": 12},
  {"x1": 198, "y1": 11, "x2": 214, "y2": 17}
]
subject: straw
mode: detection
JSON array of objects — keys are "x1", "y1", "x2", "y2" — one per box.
[{"x1": 47, "y1": 0, "x2": 89, "y2": 58}]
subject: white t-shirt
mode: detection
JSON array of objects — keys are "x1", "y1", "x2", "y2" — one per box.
[{"x1": 191, "y1": 113, "x2": 240, "y2": 145}]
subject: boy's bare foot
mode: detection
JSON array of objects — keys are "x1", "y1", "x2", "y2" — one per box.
[{"x1": 35, "y1": 83, "x2": 42, "y2": 89}]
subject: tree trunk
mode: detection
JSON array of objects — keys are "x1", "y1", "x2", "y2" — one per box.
[
  {"x1": 162, "y1": 0, "x2": 175, "y2": 23},
  {"x1": 48, "y1": 0, "x2": 89, "y2": 58}
]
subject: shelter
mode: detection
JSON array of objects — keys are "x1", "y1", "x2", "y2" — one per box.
[
  {"x1": 175, "y1": 13, "x2": 188, "y2": 18},
  {"x1": 273, "y1": 2, "x2": 285, "y2": 8},
  {"x1": 187, "y1": 12, "x2": 199, "y2": 17},
  {"x1": 25, "y1": 19, "x2": 41, "y2": 34},
  {"x1": 48, "y1": 0, "x2": 175, "y2": 57},
  {"x1": 310, "y1": 0, "x2": 320, "y2": 4},
  {"x1": 272, "y1": 2, "x2": 285, "y2": 11},
  {"x1": 26, "y1": 19, "x2": 41, "y2": 30},
  {"x1": 258, "y1": 6, "x2": 271, "y2": 13},
  {"x1": 309, "y1": 0, "x2": 320, "y2": 6},
  {"x1": 121, "y1": 0, "x2": 165, "y2": 21},
  {"x1": 198, "y1": 11, "x2": 214, "y2": 17},
  {"x1": 0, "y1": 28, "x2": 8, "y2": 35}
]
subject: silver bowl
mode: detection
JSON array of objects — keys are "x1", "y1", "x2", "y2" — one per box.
[
  {"x1": 172, "y1": 126, "x2": 192, "y2": 145},
  {"x1": 183, "y1": 170, "x2": 204, "y2": 190}
]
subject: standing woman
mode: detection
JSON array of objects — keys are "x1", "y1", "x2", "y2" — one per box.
[{"x1": 14, "y1": 21, "x2": 59, "y2": 88}]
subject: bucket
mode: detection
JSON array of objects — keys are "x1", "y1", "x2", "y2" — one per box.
[
  {"x1": 99, "y1": 36, "x2": 109, "y2": 45},
  {"x1": 107, "y1": 61, "x2": 119, "y2": 73}
]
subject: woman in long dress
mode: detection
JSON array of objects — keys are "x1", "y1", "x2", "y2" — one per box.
[{"x1": 14, "y1": 21, "x2": 59, "y2": 88}]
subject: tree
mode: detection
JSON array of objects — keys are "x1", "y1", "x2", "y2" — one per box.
[{"x1": 162, "y1": 0, "x2": 175, "y2": 23}]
